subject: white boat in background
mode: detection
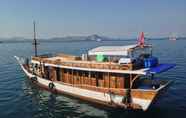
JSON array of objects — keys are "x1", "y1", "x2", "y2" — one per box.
[
  {"x1": 96, "y1": 38, "x2": 102, "y2": 42},
  {"x1": 169, "y1": 34, "x2": 177, "y2": 41}
]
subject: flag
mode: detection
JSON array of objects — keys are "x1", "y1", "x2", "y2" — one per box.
[{"x1": 138, "y1": 32, "x2": 145, "y2": 46}]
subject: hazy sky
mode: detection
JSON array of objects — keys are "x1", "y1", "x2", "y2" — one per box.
[{"x1": 0, "y1": 0, "x2": 185, "y2": 38}]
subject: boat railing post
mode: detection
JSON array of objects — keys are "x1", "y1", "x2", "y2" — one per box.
[
  {"x1": 39, "y1": 61, "x2": 42, "y2": 77},
  {"x1": 151, "y1": 74, "x2": 154, "y2": 79},
  {"x1": 108, "y1": 56, "x2": 111, "y2": 88},
  {"x1": 130, "y1": 74, "x2": 132, "y2": 89},
  {"x1": 32, "y1": 63, "x2": 36, "y2": 76},
  {"x1": 129, "y1": 50, "x2": 133, "y2": 59},
  {"x1": 89, "y1": 71, "x2": 91, "y2": 86},
  {"x1": 71, "y1": 69, "x2": 74, "y2": 86},
  {"x1": 150, "y1": 46, "x2": 153, "y2": 57},
  {"x1": 72, "y1": 69, "x2": 74, "y2": 86}
]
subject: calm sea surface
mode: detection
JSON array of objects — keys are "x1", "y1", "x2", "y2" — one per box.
[{"x1": 0, "y1": 40, "x2": 186, "y2": 118}]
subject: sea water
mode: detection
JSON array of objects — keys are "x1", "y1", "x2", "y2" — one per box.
[{"x1": 0, "y1": 39, "x2": 186, "y2": 118}]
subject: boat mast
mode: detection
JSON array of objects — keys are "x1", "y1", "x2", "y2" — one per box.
[{"x1": 33, "y1": 21, "x2": 38, "y2": 57}]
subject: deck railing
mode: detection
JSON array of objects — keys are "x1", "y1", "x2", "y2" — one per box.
[{"x1": 32, "y1": 56, "x2": 133, "y2": 70}]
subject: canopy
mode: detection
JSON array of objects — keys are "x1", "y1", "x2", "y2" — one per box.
[
  {"x1": 88, "y1": 44, "x2": 138, "y2": 56},
  {"x1": 149, "y1": 64, "x2": 176, "y2": 74}
]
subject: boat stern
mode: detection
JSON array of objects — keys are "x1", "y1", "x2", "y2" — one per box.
[{"x1": 131, "y1": 78, "x2": 172, "y2": 111}]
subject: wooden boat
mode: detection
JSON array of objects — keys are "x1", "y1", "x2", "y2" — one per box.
[{"x1": 15, "y1": 30, "x2": 175, "y2": 111}]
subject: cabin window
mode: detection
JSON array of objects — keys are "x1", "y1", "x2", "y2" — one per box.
[
  {"x1": 85, "y1": 71, "x2": 89, "y2": 77},
  {"x1": 73, "y1": 70, "x2": 77, "y2": 78},
  {"x1": 79, "y1": 70, "x2": 83, "y2": 76},
  {"x1": 64, "y1": 69, "x2": 67, "y2": 73},
  {"x1": 132, "y1": 48, "x2": 151, "y2": 59},
  {"x1": 124, "y1": 74, "x2": 130, "y2": 88},
  {"x1": 44, "y1": 66, "x2": 50, "y2": 80},
  {"x1": 47, "y1": 66, "x2": 53, "y2": 80},
  {"x1": 56, "y1": 67, "x2": 61, "y2": 81},
  {"x1": 69, "y1": 69, "x2": 72, "y2": 74},
  {"x1": 98, "y1": 72, "x2": 103, "y2": 80},
  {"x1": 97, "y1": 72, "x2": 104, "y2": 87},
  {"x1": 91, "y1": 72, "x2": 96, "y2": 78}
]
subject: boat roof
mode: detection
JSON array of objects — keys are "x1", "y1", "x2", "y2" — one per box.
[{"x1": 88, "y1": 44, "x2": 151, "y2": 56}]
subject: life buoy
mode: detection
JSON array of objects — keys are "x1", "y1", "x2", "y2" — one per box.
[
  {"x1": 30, "y1": 76, "x2": 37, "y2": 82},
  {"x1": 48, "y1": 82, "x2": 55, "y2": 89}
]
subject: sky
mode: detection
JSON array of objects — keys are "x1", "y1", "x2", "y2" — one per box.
[{"x1": 0, "y1": 0, "x2": 186, "y2": 39}]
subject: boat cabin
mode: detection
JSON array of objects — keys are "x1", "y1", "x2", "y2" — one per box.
[{"x1": 29, "y1": 44, "x2": 158, "y2": 92}]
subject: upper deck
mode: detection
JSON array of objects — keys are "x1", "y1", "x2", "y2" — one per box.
[
  {"x1": 31, "y1": 44, "x2": 153, "y2": 75},
  {"x1": 31, "y1": 54, "x2": 135, "y2": 72}
]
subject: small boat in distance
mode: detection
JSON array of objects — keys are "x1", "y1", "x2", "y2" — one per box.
[
  {"x1": 169, "y1": 34, "x2": 177, "y2": 41},
  {"x1": 96, "y1": 38, "x2": 102, "y2": 42},
  {"x1": 15, "y1": 27, "x2": 175, "y2": 111}
]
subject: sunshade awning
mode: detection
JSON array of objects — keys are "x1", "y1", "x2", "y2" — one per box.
[
  {"x1": 148, "y1": 64, "x2": 176, "y2": 74},
  {"x1": 88, "y1": 44, "x2": 138, "y2": 56}
]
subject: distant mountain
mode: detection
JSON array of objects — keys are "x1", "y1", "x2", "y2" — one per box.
[
  {"x1": 86, "y1": 34, "x2": 108, "y2": 41},
  {"x1": 49, "y1": 36, "x2": 86, "y2": 41},
  {"x1": 0, "y1": 37, "x2": 32, "y2": 43},
  {"x1": 148, "y1": 37, "x2": 186, "y2": 40},
  {"x1": 45, "y1": 34, "x2": 116, "y2": 42},
  {"x1": 0, "y1": 37, "x2": 27, "y2": 41},
  {"x1": 0, "y1": 34, "x2": 114, "y2": 43}
]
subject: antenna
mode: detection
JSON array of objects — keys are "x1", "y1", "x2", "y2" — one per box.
[{"x1": 33, "y1": 21, "x2": 38, "y2": 57}]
